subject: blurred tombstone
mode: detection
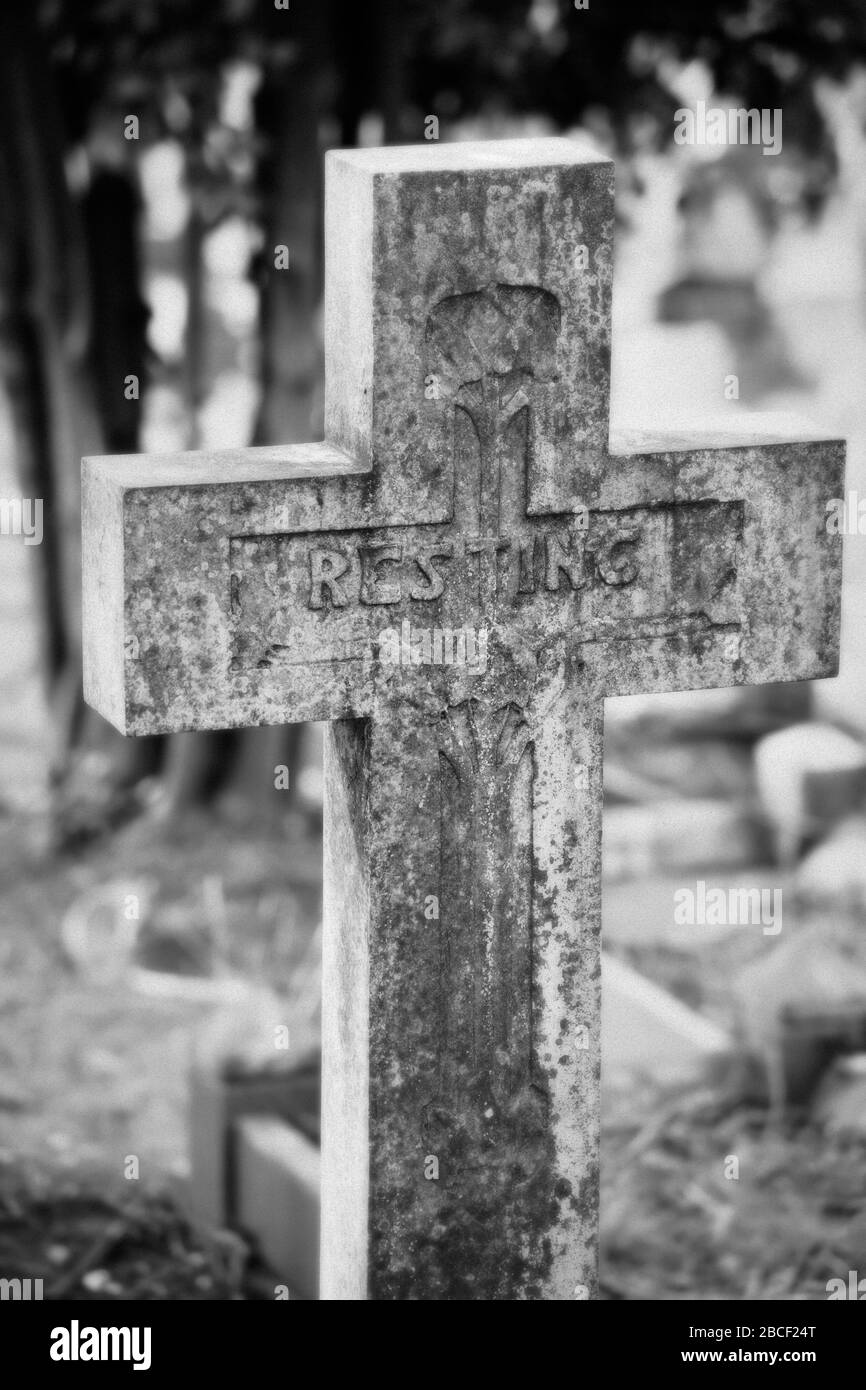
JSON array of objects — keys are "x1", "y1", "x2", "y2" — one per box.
[
  {"x1": 732, "y1": 921, "x2": 866, "y2": 1112},
  {"x1": 658, "y1": 152, "x2": 805, "y2": 401},
  {"x1": 60, "y1": 879, "x2": 151, "y2": 986},
  {"x1": 234, "y1": 1116, "x2": 320, "y2": 1299},
  {"x1": 188, "y1": 924, "x2": 321, "y2": 1232},
  {"x1": 754, "y1": 722, "x2": 866, "y2": 866},
  {"x1": 602, "y1": 953, "x2": 730, "y2": 1086},
  {"x1": 603, "y1": 798, "x2": 764, "y2": 882},
  {"x1": 189, "y1": 1051, "x2": 320, "y2": 1237},
  {"x1": 797, "y1": 814, "x2": 866, "y2": 911},
  {"x1": 814, "y1": 1053, "x2": 866, "y2": 1136}
]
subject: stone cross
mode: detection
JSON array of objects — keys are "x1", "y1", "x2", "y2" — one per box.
[{"x1": 82, "y1": 138, "x2": 843, "y2": 1300}]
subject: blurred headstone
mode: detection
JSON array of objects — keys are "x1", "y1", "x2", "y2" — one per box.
[
  {"x1": 235, "y1": 1116, "x2": 319, "y2": 1299},
  {"x1": 814, "y1": 1053, "x2": 866, "y2": 1136},
  {"x1": 754, "y1": 722, "x2": 866, "y2": 864},
  {"x1": 603, "y1": 953, "x2": 730, "y2": 1085},
  {"x1": 604, "y1": 799, "x2": 765, "y2": 881},
  {"x1": 59, "y1": 879, "x2": 151, "y2": 986},
  {"x1": 797, "y1": 814, "x2": 866, "y2": 911},
  {"x1": 733, "y1": 922, "x2": 866, "y2": 1109},
  {"x1": 188, "y1": 1054, "x2": 319, "y2": 1231},
  {"x1": 658, "y1": 154, "x2": 806, "y2": 400}
]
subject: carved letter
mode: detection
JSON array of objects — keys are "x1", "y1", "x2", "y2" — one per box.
[
  {"x1": 360, "y1": 544, "x2": 402, "y2": 604},
  {"x1": 409, "y1": 543, "x2": 454, "y2": 600},
  {"x1": 308, "y1": 547, "x2": 350, "y2": 609},
  {"x1": 544, "y1": 533, "x2": 586, "y2": 591},
  {"x1": 595, "y1": 531, "x2": 639, "y2": 586},
  {"x1": 517, "y1": 538, "x2": 539, "y2": 594}
]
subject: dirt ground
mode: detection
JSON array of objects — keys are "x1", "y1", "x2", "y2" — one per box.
[
  {"x1": 0, "y1": 800, "x2": 322, "y2": 1299},
  {"x1": 0, "y1": 790, "x2": 864, "y2": 1300}
]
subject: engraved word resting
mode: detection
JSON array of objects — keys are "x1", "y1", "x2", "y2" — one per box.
[
  {"x1": 305, "y1": 525, "x2": 633, "y2": 611},
  {"x1": 229, "y1": 501, "x2": 744, "y2": 672}
]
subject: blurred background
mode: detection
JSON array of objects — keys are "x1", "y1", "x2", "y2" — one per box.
[{"x1": 2, "y1": 0, "x2": 866, "y2": 1300}]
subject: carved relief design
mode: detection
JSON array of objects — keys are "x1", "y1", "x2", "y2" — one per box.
[
  {"x1": 434, "y1": 697, "x2": 538, "y2": 1115},
  {"x1": 425, "y1": 284, "x2": 561, "y2": 535}
]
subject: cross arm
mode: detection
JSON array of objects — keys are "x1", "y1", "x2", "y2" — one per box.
[
  {"x1": 82, "y1": 442, "x2": 389, "y2": 735},
  {"x1": 582, "y1": 422, "x2": 844, "y2": 700}
]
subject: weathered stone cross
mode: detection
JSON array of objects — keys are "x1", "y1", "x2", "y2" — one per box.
[{"x1": 82, "y1": 138, "x2": 842, "y2": 1300}]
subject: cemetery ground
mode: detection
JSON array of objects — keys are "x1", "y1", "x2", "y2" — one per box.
[
  {"x1": 1, "y1": 745, "x2": 866, "y2": 1299},
  {"x1": 0, "y1": 802, "x2": 323, "y2": 1299}
]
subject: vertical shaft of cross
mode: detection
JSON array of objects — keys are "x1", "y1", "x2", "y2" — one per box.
[{"x1": 320, "y1": 671, "x2": 604, "y2": 1300}]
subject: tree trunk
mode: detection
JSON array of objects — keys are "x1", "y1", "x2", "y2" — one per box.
[
  {"x1": 0, "y1": 11, "x2": 105, "y2": 786},
  {"x1": 158, "y1": 185, "x2": 222, "y2": 815}
]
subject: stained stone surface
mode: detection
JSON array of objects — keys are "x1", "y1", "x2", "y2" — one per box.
[{"x1": 82, "y1": 138, "x2": 844, "y2": 1300}]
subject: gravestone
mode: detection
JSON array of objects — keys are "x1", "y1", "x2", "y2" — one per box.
[{"x1": 82, "y1": 138, "x2": 843, "y2": 1300}]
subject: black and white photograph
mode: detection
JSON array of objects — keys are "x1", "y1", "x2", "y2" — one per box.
[{"x1": 0, "y1": 0, "x2": 865, "y2": 1336}]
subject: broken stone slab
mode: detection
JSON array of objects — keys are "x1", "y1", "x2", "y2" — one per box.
[
  {"x1": 603, "y1": 868, "x2": 795, "y2": 948},
  {"x1": 732, "y1": 921, "x2": 866, "y2": 1108},
  {"x1": 606, "y1": 680, "x2": 813, "y2": 742},
  {"x1": 813, "y1": 1053, "x2": 866, "y2": 1136},
  {"x1": 188, "y1": 1059, "x2": 319, "y2": 1231},
  {"x1": 603, "y1": 798, "x2": 766, "y2": 882},
  {"x1": 602, "y1": 953, "x2": 730, "y2": 1086},
  {"x1": 606, "y1": 736, "x2": 752, "y2": 804},
  {"x1": 235, "y1": 1116, "x2": 320, "y2": 1301},
  {"x1": 754, "y1": 722, "x2": 866, "y2": 866},
  {"x1": 797, "y1": 814, "x2": 866, "y2": 910}
]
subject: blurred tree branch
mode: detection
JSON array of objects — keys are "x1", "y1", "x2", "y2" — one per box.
[{"x1": 4, "y1": 0, "x2": 864, "y2": 837}]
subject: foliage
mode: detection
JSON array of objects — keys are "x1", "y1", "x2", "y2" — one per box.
[{"x1": 34, "y1": 0, "x2": 866, "y2": 216}]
